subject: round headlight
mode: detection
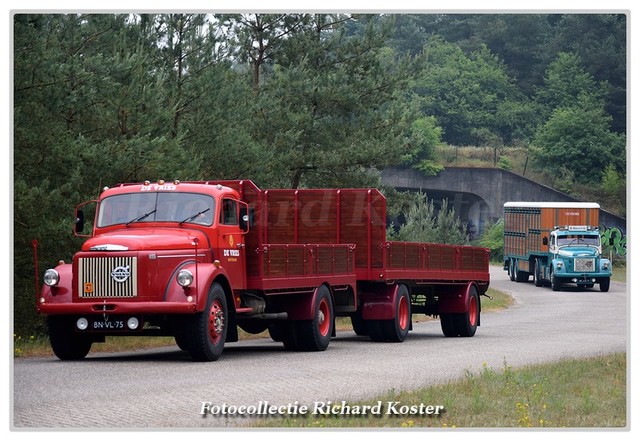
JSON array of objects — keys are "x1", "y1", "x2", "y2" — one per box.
[
  {"x1": 43, "y1": 269, "x2": 60, "y2": 287},
  {"x1": 177, "y1": 269, "x2": 194, "y2": 287}
]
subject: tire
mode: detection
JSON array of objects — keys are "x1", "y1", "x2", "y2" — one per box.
[
  {"x1": 600, "y1": 278, "x2": 610, "y2": 292},
  {"x1": 366, "y1": 319, "x2": 385, "y2": 342},
  {"x1": 440, "y1": 313, "x2": 457, "y2": 337},
  {"x1": 295, "y1": 285, "x2": 334, "y2": 351},
  {"x1": 509, "y1": 260, "x2": 516, "y2": 282},
  {"x1": 350, "y1": 312, "x2": 369, "y2": 336},
  {"x1": 187, "y1": 283, "x2": 228, "y2": 361},
  {"x1": 440, "y1": 285, "x2": 479, "y2": 337},
  {"x1": 534, "y1": 260, "x2": 543, "y2": 287},
  {"x1": 47, "y1": 316, "x2": 92, "y2": 360},
  {"x1": 380, "y1": 285, "x2": 411, "y2": 342},
  {"x1": 550, "y1": 270, "x2": 562, "y2": 292}
]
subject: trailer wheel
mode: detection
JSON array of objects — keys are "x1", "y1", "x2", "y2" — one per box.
[
  {"x1": 509, "y1": 260, "x2": 516, "y2": 282},
  {"x1": 440, "y1": 285, "x2": 479, "y2": 337},
  {"x1": 187, "y1": 282, "x2": 227, "y2": 361},
  {"x1": 296, "y1": 285, "x2": 334, "y2": 351},
  {"x1": 48, "y1": 316, "x2": 92, "y2": 360},
  {"x1": 600, "y1": 278, "x2": 610, "y2": 292},
  {"x1": 381, "y1": 285, "x2": 411, "y2": 342}
]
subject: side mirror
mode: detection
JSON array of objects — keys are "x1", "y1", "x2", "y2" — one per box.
[
  {"x1": 542, "y1": 237, "x2": 548, "y2": 246},
  {"x1": 76, "y1": 210, "x2": 85, "y2": 234}
]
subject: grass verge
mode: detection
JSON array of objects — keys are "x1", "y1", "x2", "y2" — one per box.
[{"x1": 251, "y1": 352, "x2": 626, "y2": 428}]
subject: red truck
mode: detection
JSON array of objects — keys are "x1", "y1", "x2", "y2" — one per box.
[{"x1": 37, "y1": 180, "x2": 490, "y2": 361}]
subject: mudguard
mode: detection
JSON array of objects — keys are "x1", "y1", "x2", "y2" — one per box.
[
  {"x1": 437, "y1": 282, "x2": 478, "y2": 314},
  {"x1": 361, "y1": 284, "x2": 400, "y2": 321},
  {"x1": 164, "y1": 262, "x2": 232, "y2": 312},
  {"x1": 38, "y1": 263, "x2": 73, "y2": 309}
]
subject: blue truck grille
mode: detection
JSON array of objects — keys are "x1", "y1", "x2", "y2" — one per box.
[{"x1": 574, "y1": 258, "x2": 595, "y2": 272}]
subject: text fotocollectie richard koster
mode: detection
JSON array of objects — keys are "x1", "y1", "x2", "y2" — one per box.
[{"x1": 200, "y1": 400, "x2": 445, "y2": 417}]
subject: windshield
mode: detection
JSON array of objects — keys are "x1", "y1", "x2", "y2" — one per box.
[
  {"x1": 557, "y1": 234, "x2": 601, "y2": 247},
  {"x1": 97, "y1": 192, "x2": 215, "y2": 227}
]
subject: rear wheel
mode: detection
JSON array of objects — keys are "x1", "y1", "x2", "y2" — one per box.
[
  {"x1": 440, "y1": 285, "x2": 479, "y2": 337},
  {"x1": 187, "y1": 283, "x2": 228, "y2": 361},
  {"x1": 295, "y1": 285, "x2": 334, "y2": 351},
  {"x1": 509, "y1": 260, "x2": 516, "y2": 281},
  {"x1": 534, "y1": 260, "x2": 543, "y2": 287},
  {"x1": 350, "y1": 312, "x2": 368, "y2": 336},
  {"x1": 48, "y1": 316, "x2": 92, "y2": 360}
]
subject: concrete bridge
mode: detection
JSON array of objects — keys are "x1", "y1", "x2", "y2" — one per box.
[{"x1": 381, "y1": 166, "x2": 626, "y2": 238}]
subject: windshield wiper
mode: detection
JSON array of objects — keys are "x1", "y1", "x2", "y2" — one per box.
[
  {"x1": 179, "y1": 208, "x2": 210, "y2": 226},
  {"x1": 125, "y1": 209, "x2": 156, "y2": 227}
]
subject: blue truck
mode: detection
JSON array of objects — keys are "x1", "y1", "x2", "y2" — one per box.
[{"x1": 503, "y1": 202, "x2": 612, "y2": 292}]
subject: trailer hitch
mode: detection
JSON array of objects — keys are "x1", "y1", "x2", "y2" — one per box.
[{"x1": 480, "y1": 292, "x2": 493, "y2": 300}]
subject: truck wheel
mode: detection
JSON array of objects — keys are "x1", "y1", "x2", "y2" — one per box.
[
  {"x1": 509, "y1": 260, "x2": 516, "y2": 281},
  {"x1": 187, "y1": 282, "x2": 228, "y2": 361},
  {"x1": 47, "y1": 316, "x2": 92, "y2": 360},
  {"x1": 381, "y1": 285, "x2": 411, "y2": 342},
  {"x1": 534, "y1": 260, "x2": 543, "y2": 287},
  {"x1": 440, "y1": 313, "x2": 457, "y2": 337},
  {"x1": 550, "y1": 270, "x2": 562, "y2": 292},
  {"x1": 296, "y1": 285, "x2": 333, "y2": 351},
  {"x1": 350, "y1": 312, "x2": 369, "y2": 336},
  {"x1": 454, "y1": 285, "x2": 479, "y2": 337},
  {"x1": 600, "y1": 278, "x2": 610, "y2": 292}
]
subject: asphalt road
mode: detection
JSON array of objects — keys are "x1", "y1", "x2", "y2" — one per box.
[{"x1": 12, "y1": 266, "x2": 627, "y2": 429}]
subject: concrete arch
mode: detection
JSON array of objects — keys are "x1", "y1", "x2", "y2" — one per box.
[{"x1": 381, "y1": 166, "x2": 626, "y2": 237}]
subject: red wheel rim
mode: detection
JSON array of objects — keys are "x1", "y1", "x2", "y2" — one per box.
[
  {"x1": 317, "y1": 298, "x2": 331, "y2": 337},
  {"x1": 398, "y1": 295, "x2": 409, "y2": 330},
  {"x1": 468, "y1": 294, "x2": 478, "y2": 327},
  {"x1": 208, "y1": 299, "x2": 225, "y2": 344}
]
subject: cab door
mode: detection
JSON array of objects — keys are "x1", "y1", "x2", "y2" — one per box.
[{"x1": 216, "y1": 197, "x2": 247, "y2": 290}]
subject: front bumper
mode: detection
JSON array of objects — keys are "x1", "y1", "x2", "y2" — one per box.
[{"x1": 37, "y1": 301, "x2": 198, "y2": 315}]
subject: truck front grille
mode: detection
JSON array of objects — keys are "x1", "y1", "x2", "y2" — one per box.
[
  {"x1": 574, "y1": 258, "x2": 596, "y2": 272},
  {"x1": 78, "y1": 257, "x2": 138, "y2": 298}
]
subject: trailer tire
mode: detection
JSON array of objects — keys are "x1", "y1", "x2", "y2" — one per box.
[
  {"x1": 187, "y1": 282, "x2": 227, "y2": 361},
  {"x1": 440, "y1": 286, "x2": 479, "y2": 337},
  {"x1": 509, "y1": 260, "x2": 516, "y2": 281},
  {"x1": 296, "y1": 285, "x2": 333, "y2": 351},
  {"x1": 380, "y1": 285, "x2": 411, "y2": 342},
  {"x1": 440, "y1": 313, "x2": 457, "y2": 337},
  {"x1": 48, "y1": 316, "x2": 92, "y2": 360},
  {"x1": 600, "y1": 278, "x2": 610, "y2": 292}
]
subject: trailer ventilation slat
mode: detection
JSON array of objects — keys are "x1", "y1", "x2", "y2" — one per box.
[{"x1": 78, "y1": 257, "x2": 138, "y2": 298}]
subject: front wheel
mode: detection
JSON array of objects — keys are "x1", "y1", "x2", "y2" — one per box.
[
  {"x1": 187, "y1": 283, "x2": 228, "y2": 361},
  {"x1": 600, "y1": 278, "x2": 611, "y2": 292},
  {"x1": 48, "y1": 316, "x2": 92, "y2": 360}
]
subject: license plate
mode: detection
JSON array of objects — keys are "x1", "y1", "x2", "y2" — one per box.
[{"x1": 91, "y1": 316, "x2": 127, "y2": 331}]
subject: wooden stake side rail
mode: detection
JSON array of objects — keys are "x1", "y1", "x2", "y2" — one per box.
[
  {"x1": 247, "y1": 243, "x2": 357, "y2": 291},
  {"x1": 381, "y1": 241, "x2": 490, "y2": 285}
]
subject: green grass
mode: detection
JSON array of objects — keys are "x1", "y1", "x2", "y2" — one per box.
[{"x1": 252, "y1": 352, "x2": 626, "y2": 428}]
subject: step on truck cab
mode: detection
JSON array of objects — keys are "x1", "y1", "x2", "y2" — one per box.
[
  {"x1": 503, "y1": 202, "x2": 612, "y2": 292},
  {"x1": 37, "y1": 180, "x2": 490, "y2": 361}
]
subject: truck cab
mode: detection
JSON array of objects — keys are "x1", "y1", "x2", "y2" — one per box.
[{"x1": 545, "y1": 226, "x2": 611, "y2": 291}]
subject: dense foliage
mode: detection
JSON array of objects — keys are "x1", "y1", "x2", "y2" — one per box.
[{"x1": 13, "y1": 13, "x2": 626, "y2": 334}]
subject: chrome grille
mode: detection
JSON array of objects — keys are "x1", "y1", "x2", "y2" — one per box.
[
  {"x1": 78, "y1": 256, "x2": 138, "y2": 298},
  {"x1": 574, "y1": 258, "x2": 595, "y2": 272}
]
